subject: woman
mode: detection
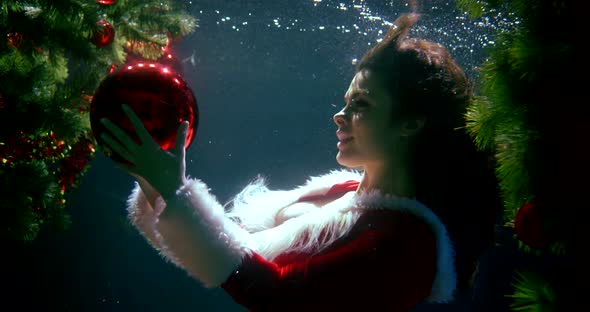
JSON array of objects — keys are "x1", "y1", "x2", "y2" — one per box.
[{"x1": 100, "y1": 13, "x2": 499, "y2": 311}]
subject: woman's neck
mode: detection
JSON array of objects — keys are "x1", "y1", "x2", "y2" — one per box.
[{"x1": 357, "y1": 160, "x2": 415, "y2": 198}]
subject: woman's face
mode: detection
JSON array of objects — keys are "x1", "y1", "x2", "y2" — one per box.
[{"x1": 333, "y1": 69, "x2": 401, "y2": 169}]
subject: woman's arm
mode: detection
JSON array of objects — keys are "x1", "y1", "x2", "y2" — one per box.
[
  {"x1": 125, "y1": 174, "x2": 255, "y2": 287},
  {"x1": 126, "y1": 182, "x2": 171, "y2": 259},
  {"x1": 153, "y1": 178, "x2": 255, "y2": 287},
  {"x1": 101, "y1": 105, "x2": 255, "y2": 286}
]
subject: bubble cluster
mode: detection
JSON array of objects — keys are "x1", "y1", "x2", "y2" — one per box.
[
  {"x1": 190, "y1": 1, "x2": 514, "y2": 72},
  {"x1": 207, "y1": 3, "x2": 509, "y2": 36}
]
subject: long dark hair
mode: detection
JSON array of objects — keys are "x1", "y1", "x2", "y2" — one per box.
[{"x1": 357, "y1": 13, "x2": 501, "y2": 291}]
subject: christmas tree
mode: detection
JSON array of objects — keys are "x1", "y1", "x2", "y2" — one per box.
[
  {"x1": 459, "y1": 0, "x2": 577, "y2": 310},
  {"x1": 0, "y1": 0, "x2": 197, "y2": 243}
]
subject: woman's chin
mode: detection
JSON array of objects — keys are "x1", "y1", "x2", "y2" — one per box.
[{"x1": 336, "y1": 153, "x2": 361, "y2": 169}]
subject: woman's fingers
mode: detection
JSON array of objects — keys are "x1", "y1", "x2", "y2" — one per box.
[
  {"x1": 100, "y1": 132, "x2": 136, "y2": 164},
  {"x1": 122, "y1": 104, "x2": 158, "y2": 149},
  {"x1": 114, "y1": 160, "x2": 138, "y2": 176},
  {"x1": 100, "y1": 104, "x2": 188, "y2": 193},
  {"x1": 101, "y1": 118, "x2": 137, "y2": 150},
  {"x1": 174, "y1": 121, "x2": 189, "y2": 155}
]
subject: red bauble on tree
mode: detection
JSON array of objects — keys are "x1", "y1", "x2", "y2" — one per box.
[
  {"x1": 89, "y1": 62, "x2": 199, "y2": 164},
  {"x1": 97, "y1": 0, "x2": 117, "y2": 5},
  {"x1": 7, "y1": 32, "x2": 23, "y2": 49},
  {"x1": 514, "y1": 202, "x2": 552, "y2": 250},
  {"x1": 92, "y1": 20, "x2": 115, "y2": 47},
  {"x1": 0, "y1": 93, "x2": 6, "y2": 110}
]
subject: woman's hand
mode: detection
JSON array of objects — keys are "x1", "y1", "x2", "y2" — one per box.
[{"x1": 99, "y1": 104, "x2": 189, "y2": 200}]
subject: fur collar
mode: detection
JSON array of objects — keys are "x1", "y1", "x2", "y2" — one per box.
[
  {"x1": 356, "y1": 190, "x2": 457, "y2": 302},
  {"x1": 227, "y1": 169, "x2": 457, "y2": 302}
]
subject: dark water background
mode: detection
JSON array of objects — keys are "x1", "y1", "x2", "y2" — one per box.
[{"x1": 5, "y1": 1, "x2": 520, "y2": 311}]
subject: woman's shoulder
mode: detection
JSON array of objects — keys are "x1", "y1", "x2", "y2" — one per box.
[
  {"x1": 354, "y1": 208, "x2": 436, "y2": 240},
  {"x1": 354, "y1": 194, "x2": 458, "y2": 302},
  {"x1": 355, "y1": 192, "x2": 448, "y2": 239}
]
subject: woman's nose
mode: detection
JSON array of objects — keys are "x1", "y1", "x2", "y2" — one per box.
[{"x1": 333, "y1": 109, "x2": 347, "y2": 126}]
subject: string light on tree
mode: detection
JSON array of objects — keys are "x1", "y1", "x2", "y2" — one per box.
[
  {"x1": 0, "y1": 131, "x2": 67, "y2": 165},
  {"x1": 57, "y1": 137, "x2": 96, "y2": 191}
]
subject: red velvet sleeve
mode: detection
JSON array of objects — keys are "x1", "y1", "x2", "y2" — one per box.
[{"x1": 221, "y1": 210, "x2": 437, "y2": 312}]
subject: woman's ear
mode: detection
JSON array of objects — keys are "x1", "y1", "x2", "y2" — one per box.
[{"x1": 400, "y1": 117, "x2": 426, "y2": 137}]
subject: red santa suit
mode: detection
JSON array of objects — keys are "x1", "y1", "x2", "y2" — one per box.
[{"x1": 126, "y1": 170, "x2": 457, "y2": 312}]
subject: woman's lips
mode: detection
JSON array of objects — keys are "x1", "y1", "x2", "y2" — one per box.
[{"x1": 337, "y1": 137, "x2": 353, "y2": 149}]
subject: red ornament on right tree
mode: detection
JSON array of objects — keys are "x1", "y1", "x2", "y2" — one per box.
[{"x1": 514, "y1": 201, "x2": 552, "y2": 250}]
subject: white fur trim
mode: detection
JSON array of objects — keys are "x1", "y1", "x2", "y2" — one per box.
[
  {"x1": 226, "y1": 169, "x2": 363, "y2": 232},
  {"x1": 226, "y1": 169, "x2": 364, "y2": 261},
  {"x1": 250, "y1": 192, "x2": 361, "y2": 261},
  {"x1": 294, "y1": 169, "x2": 363, "y2": 199},
  {"x1": 156, "y1": 179, "x2": 256, "y2": 287},
  {"x1": 126, "y1": 183, "x2": 180, "y2": 264},
  {"x1": 127, "y1": 179, "x2": 254, "y2": 288},
  {"x1": 357, "y1": 191, "x2": 457, "y2": 303}
]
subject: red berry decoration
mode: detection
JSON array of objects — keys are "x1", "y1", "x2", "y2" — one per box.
[
  {"x1": 92, "y1": 20, "x2": 115, "y2": 47},
  {"x1": 514, "y1": 202, "x2": 551, "y2": 250},
  {"x1": 89, "y1": 62, "x2": 198, "y2": 164},
  {"x1": 97, "y1": 0, "x2": 117, "y2": 5}
]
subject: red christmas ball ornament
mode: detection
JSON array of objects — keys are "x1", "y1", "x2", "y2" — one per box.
[
  {"x1": 514, "y1": 202, "x2": 551, "y2": 250},
  {"x1": 90, "y1": 62, "x2": 198, "y2": 164},
  {"x1": 0, "y1": 93, "x2": 6, "y2": 110},
  {"x1": 92, "y1": 20, "x2": 115, "y2": 47},
  {"x1": 97, "y1": 0, "x2": 117, "y2": 5},
  {"x1": 7, "y1": 32, "x2": 23, "y2": 49}
]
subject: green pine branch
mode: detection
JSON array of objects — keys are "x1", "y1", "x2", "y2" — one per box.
[
  {"x1": 508, "y1": 271, "x2": 557, "y2": 312},
  {"x1": 462, "y1": 1, "x2": 574, "y2": 310},
  {"x1": 458, "y1": 0, "x2": 576, "y2": 312},
  {"x1": 1, "y1": 0, "x2": 197, "y2": 242},
  {"x1": 463, "y1": 0, "x2": 573, "y2": 226}
]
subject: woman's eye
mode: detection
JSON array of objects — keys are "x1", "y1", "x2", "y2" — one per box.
[{"x1": 354, "y1": 100, "x2": 369, "y2": 108}]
